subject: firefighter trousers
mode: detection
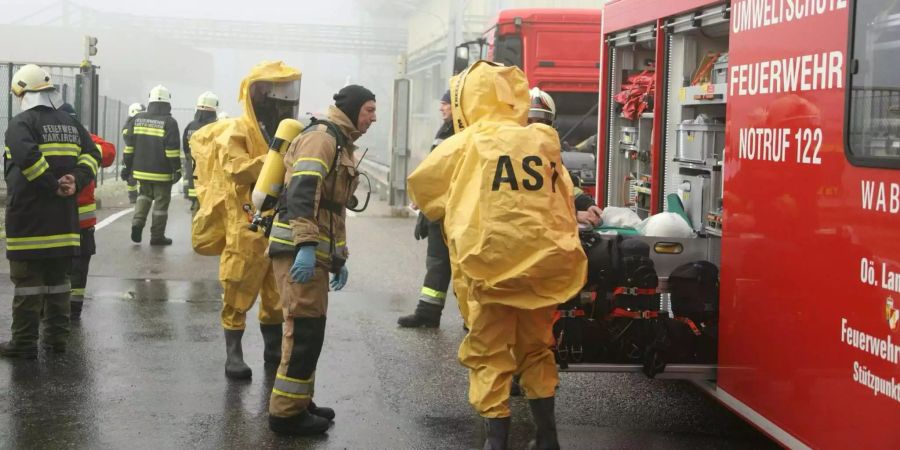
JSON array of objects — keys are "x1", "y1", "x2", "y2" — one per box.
[
  {"x1": 269, "y1": 256, "x2": 329, "y2": 418},
  {"x1": 8, "y1": 258, "x2": 73, "y2": 349},
  {"x1": 220, "y1": 262, "x2": 281, "y2": 330},
  {"x1": 420, "y1": 220, "x2": 452, "y2": 307},
  {"x1": 127, "y1": 177, "x2": 139, "y2": 203},
  {"x1": 71, "y1": 228, "x2": 96, "y2": 306},
  {"x1": 458, "y1": 301, "x2": 559, "y2": 418},
  {"x1": 133, "y1": 181, "x2": 172, "y2": 240}
]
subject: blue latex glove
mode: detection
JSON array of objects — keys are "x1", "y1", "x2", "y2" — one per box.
[
  {"x1": 330, "y1": 266, "x2": 349, "y2": 291},
  {"x1": 291, "y1": 246, "x2": 316, "y2": 283}
]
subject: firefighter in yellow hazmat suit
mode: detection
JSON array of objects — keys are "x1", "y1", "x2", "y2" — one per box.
[
  {"x1": 407, "y1": 61, "x2": 587, "y2": 450},
  {"x1": 190, "y1": 61, "x2": 300, "y2": 380}
]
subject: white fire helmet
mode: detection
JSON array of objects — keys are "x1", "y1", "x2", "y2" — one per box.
[
  {"x1": 11, "y1": 64, "x2": 54, "y2": 97},
  {"x1": 128, "y1": 103, "x2": 145, "y2": 117},
  {"x1": 196, "y1": 91, "x2": 219, "y2": 111},
  {"x1": 528, "y1": 87, "x2": 556, "y2": 124},
  {"x1": 148, "y1": 85, "x2": 171, "y2": 103}
]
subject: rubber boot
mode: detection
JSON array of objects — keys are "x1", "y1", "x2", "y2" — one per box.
[
  {"x1": 150, "y1": 237, "x2": 173, "y2": 246},
  {"x1": 397, "y1": 301, "x2": 442, "y2": 328},
  {"x1": 70, "y1": 300, "x2": 83, "y2": 321},
  {"x1": 483, "y1": 417, "x2": 511, "y2": 450},
  {"x1": 0, "y1": 341, "x2": 37, "y2": 359},
  {"x1": 527, "y1": 397, "x2": 560, "y2": 450},
  {"x1": 269, "y1": 410, "x2": 330, "y2": 436},
  {"x1": 131, "y1": 225, "x2": 143, "y2": 243},
  {"x1": 260, "y1": 323, "x2": 282, "y2": 366},
  {"x1": 42, "y1": 292, "x2": 70, "y2": 354},
  {"x1": 309, "y1": 401, "x2": 335, "y2": 421},
  {"x1": 224, "y1": 329, "x2": 252, "y2": 379}
]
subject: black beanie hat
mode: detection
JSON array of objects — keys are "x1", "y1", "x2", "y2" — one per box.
[{"x1": 333, "y1": 85, "x2": 376, "y2": 129}]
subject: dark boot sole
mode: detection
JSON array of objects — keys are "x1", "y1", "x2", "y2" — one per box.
[
  {"x1": 0, "y1": 351, "x2": 38, "y2": 359},
  {"x1": 269, "y1": 416, "x2": 330, "y2": 436},
  {"x1": 225, "y1": 368, "x2": 252, "y2": 380},
  {"x1": 397, "y1": 317, "x2": 440, "y2": 328},
  {"x1": 131, "y1": 228, "x2": 142, "y2": 243}
]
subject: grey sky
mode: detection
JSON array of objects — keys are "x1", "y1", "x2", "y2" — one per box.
[{"x1": 6, "y1": 0, "x2": 361, "y2": 23}]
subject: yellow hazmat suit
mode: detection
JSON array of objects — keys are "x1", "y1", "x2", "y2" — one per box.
[
  {"x1": 407, "y1": 61, "x2": 587, "y2": 418},
  {"x1": 191, "y1": 61, "x2": 300, "y2": 331}
]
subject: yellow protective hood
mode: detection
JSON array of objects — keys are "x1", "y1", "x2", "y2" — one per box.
[
  {"x1": 237, "y1": 60, "x2": 302, "y2": 146},
  {"x1": 449, "y1": 60, "x2": 530, "y2": 134},
  {"x1": 408, "y1": 72, "x2": 587, "y2": 309}
]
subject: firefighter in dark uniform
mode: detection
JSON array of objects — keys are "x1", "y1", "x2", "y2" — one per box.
[
  {"x1": 0, "y1": 65, "x2": 100, "y2": 358},
  {"x1": 121, "y1": 103, "x2": 144, "y2": 204},
  {"x1": 398, "y1": 90, "x2": 455, "y2": 328},
  {"x1": 125, "y1": 85, "x2": 181, "y2": 246},
  {"x1": 182, "y1": 91, "x2": 218, "y2": 214}
]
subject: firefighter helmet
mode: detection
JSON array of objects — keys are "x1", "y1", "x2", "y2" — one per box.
[
  {"x1": 128, "y1": 103, "x2": 145, "y2": 117},
  {"x1": 10, "y1": 64, "x2": 54, "y2": 97},
  {"x1": 148, "y1": 85, "x2": 171, "y2": 103},
  {"x1": 528, "y1": 87, "x2": 556, "y2": 124},
  {"x1": 196, "y1": 91, "x2": 219, "y2": 111}
]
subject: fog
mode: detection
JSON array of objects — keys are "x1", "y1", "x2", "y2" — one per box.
[{"x1": 0, "y1": 0, "x2": 407, "y2": 162}]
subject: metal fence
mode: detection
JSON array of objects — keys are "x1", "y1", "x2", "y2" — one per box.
[{"x1": 2, "y1": 61, "x2": 129, "y2": 186}]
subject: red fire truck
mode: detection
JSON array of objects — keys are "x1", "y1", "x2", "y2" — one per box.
[
  {"x1": 594, "y1": 0, "x2": 899, "y2": 448},
  {"x1": 455, "y1": 8, "x2": 602, "y2": 195}
]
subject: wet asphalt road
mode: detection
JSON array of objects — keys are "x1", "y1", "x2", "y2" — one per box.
[{"x1": 0, "y1": 188, "x2": 776, "y2": 449}]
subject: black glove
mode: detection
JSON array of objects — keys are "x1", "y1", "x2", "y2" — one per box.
[
  {"x1": 172, "y1": 169, "x2": 182, "y2": 184},
  {"x1": 120, "y1": 167, "x2": 131, "y2": 181},
  {"x1": 414, "y1": 213, "x2": 430, "y2": 241}
]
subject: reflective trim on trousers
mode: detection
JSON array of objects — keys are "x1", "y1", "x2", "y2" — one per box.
[
  {"x1": 133, "y1": 171, "x2": 172, "y2": 182},
  {"x1": 272, "y1": 373, "x2": 314, "y2": 399},
  {"x1": 15, "y1": 283, "x2": 72, "y2": 296},
  {"x1": 152, "y1": 210, "x2": 168, "y2": 216},
  {"x1": 165, "y1": 149, "x2": 181, "y2": 158},
  {"x1": 419, "y1": 287, "x2": 447, "y2": 306},
  {"x1": 71, "y1": 288, "x2": 86, "y2": 296}
]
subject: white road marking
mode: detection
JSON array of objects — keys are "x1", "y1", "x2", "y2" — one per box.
[{"x1": 96, "y1": 208, "x2": 134, "y2": 231}]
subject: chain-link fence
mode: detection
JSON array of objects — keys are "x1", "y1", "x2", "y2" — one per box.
[
  {"x1": 95, "y1": 95, "x2": 128, "y2": 185},
  {"x1": 2, "y1": 61, "x2": 131, "y2": 187}
]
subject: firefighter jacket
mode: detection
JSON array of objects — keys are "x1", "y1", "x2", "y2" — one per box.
[
  {"x1": 77, "y1": 134, "x2": 117, "y2": 229},
  {"x1": 182, "y1": 110, "x2": 217, "y2": 199},
  {"x1": 124, "y1": 101, "x2": 180, "y2": 183},
  {"x1": 121, "y1": 116, "x2": 135, "y2": 140},
  {"x1": 432, "y1": 120, "x2": 453, "y2": 150},
  {"x1": 268, "y1": 105, "x2": 360, "y2": 271},
  {"x1": 3, "y1": 105, "x2": 101, "y2": 261},
  {"x1": 407, "y1": 61, "x2": 587, "y2": 310}
]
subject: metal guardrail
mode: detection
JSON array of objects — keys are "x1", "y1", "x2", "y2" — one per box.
[{"x1": 359, "y1": 158, "x2": 391, "y2": 201}]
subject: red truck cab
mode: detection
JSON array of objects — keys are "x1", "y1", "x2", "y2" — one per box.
[{"x1": 455, "y1": 9, "x2": 602, "y2": 196}]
